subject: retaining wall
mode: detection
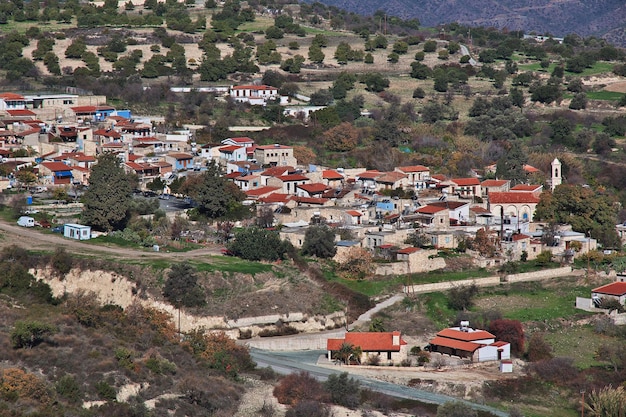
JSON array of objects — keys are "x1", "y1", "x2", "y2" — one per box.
[{"x1": 404, "y1": 266, "x2": 576, "y2": 294}]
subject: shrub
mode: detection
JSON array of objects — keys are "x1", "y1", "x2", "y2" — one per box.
[
  {"x1": 367, "y1": 354, "x2": 381, "y2": 366},
  {"x1": 323, "y1": 372, "x2": 360, "y2": 408},
  {"x1": 11, "y1": 320, "x2": 56, "y2": 349},
  {"x1": 400, "y1": 358, "x2": 413, "y2": 367},
  {"x1": 447, "y1": 284, "x2": 479, "y2": 311},
  {"x1": 95, "y1": 380, "x2": 117, "y2": 401},
  {"x1": 273, "y1": 371, "x2": 327, "y2": 405},
  {"x1": 50, "y1": 247, "x2": 73, "y2": 276},
  {"x1": 436, "y1": 401, "x2": 477, "y2": 417},
  {"x1": 285, "y1": 400, "x2": 332, "y2": 417},
  {"x1": 1, "y1": 368, "x2": 51, "y2": 405},
  {"x1": 163, "y1": 262, "x2": 205, "y2": 308},
  {"x1": 526, "y1": 332, "x2": 553, "y2": 362},
  {"x1": 55, "y1": 374, "x2": 82, "y2": 403}
]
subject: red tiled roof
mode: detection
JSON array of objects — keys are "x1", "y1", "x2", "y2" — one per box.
[
  {"x1": 481, "y1": 179, "x2": 509, "y2": 187},
  {"x1": 376, "y1": 171, "x2": 407, "y2": 183},
  {"x1": 345, "y1": 210, "x2": 362, "y2": 217},
  {"x1": 278, "y1": 174, "x2": 308, "y2": 182},
  {"x1": 259, "y1": 193, "x2": 291, "y2": 204},
  {"x1": 235, "y1": 174, "x2": 259, "y2": 182},
  {"x1": 357, "y1": 170, "x2": 382, "y2": 179},
  {"x1": 327, "y1": 332, "x2": 406, "y2": 352},
  {"x1": 225, "y1": 172, "x2": 243, "y2": 179},
  {"x1": 219, "y1": 145, "x2": 243, "y2": 153},
  {"x1": 15, "y1": 127, "x2": 40, "y2": 137},
  {"x1": 231, "y1": 85, "x2": 277, "y2": 91},
  {"x1": 261, "y1": 166, "x2": 294, "y2": 177},
  {"x1": 511, "y1": 184, "x2": 542, "y2": 192},
  {"x1": 512, "y1": 234, "x2": 531, "y2": 241},
  {"x1": 58, "y1": 152, "x2": 95, "y2": 162},
  {"x1": 102, "y1": 142, "x2": 123, "y2": 148},
  {"x1": 451, "y1": 178, "x2": 480, "y2": 186},
  {"x1": 0, "y1": 93, "x2": 24, "y2": 100},
  {"x1": 294, "y1": 196, "x2": 329, "y2": 205},
  {"x1": 491, "y1": 341, "x2": 510, "y2": 347},
  {"x1": 226, "y1": 137, "x2": 254, "y2": 143},
  {"x1": 296, "y1": 183, "x2": 328, "y2": 193},
  {"x1": 429, "y1": 201, "x2": 468, "y2": 210},
  {"x1": 167, "y1": 153, "x2": 193, "y2": 160},
  {"x1": 429, "y1": 336, "x2": 481, "y2": 353},
  {"x1": 41, "y1": 161, "x2": 70, "y2": 171},
  {"x1": 397, "y1": 165, "x2": 429, "y2": 173},
  {"x1": 593, "y1": 282, "x2": 626, "y2": 296},
  {"x1": 437, "y1": 328, "x2": 495, "y2": 341},
  {"x1": 71, "y1": 105, "x2": 97, "y2": 113},
  {"x1": 125, "y1": 161, "x2": 144, "y2": 171},
  {"x1": 93, "y1": 129, "x2": 122, "y2": 138},
  {"x1": 416, "y1": 205, "x2": 447, "y2": 214},
  {"x1": 6, "y1": 109, "x2": 35, "y2": 117},
  {"x1": 378, "y1": 244, "x2": 395, "y2": 249},
  {"x1": 245, "y1": 186, "x2": 280, "y2": 197},
  {"x1": 523, "y1": 164, "x2": 540, "y2": 173},
  {"x1": 322, "y1": 169, "x2": 344, "y2": 180},
  {"x1": 470, "y1": 206, "x2": 491, "y2": 213},
  {"x1": 488, "y1": 192, "x2": 540, "y2": 204},
  {"x1": 430, "y1": 174, "x2": 447, "y2": 181},
  {"x1": 397, "y1": 247, "x2": 419, "y2": 254}
]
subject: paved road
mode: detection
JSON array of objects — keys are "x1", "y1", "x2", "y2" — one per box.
[
  {"x1": 250, "y1": 349, "x2": 508, "y2": 417},
  {"x1": 460, "y1": 44, "x2": 478, "y2": 66}
]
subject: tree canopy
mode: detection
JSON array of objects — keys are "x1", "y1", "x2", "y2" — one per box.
[
  {"x1": 301, "y1": 225, "x2": 337, "y2": 258},
  {"x1": 82, "y1": 153, "x2": 133, "y2": 232},
  {"x1": 184, "y1": 160, "x2": 249, "y2": 220}
]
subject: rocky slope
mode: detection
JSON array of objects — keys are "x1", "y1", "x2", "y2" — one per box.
[{"x1": 309, "y1": 0, "x2": 626, "y2": 45}]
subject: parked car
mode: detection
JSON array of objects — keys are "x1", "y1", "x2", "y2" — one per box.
[{"x1": 51, "y1": 225, "x2": 63, "y2": 233}]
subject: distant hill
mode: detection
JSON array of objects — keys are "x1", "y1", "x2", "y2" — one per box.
[{"x1": 307, "y1": 0, "x2": 626, "y2": 46}]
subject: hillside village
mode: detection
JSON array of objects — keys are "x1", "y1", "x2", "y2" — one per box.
[{"x1": 0, "y1": 88, "x2": 602, "y2": 272}]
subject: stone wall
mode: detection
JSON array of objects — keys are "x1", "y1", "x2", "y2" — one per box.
[
  {"x1": 404, "y1": 267, "x2": 577, "y2": 294},
  {"x1": 505, "y1": 266, "x2": 573, "y2": 283}
]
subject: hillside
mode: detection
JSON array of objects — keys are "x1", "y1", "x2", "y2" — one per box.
[{"x1": 306, "y1": 0, "x2": 626, "y2": 45}]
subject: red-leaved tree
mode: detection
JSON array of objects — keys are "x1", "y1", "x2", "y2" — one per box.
[
  {"x1": 273, "y1": 371, "x2": 328, "y2": 406},
  {"x1": 488, "y1": 319, "x2": 525, "y2": 356}
]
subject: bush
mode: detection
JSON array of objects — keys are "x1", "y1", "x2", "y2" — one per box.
[
  {"x1": 273, "y1": 371, "x2": 327, "y2": 405},
  {"x1": 55, "y1": 374, "x2": 82, "y2": 403},
  {"x1": 323, "y1": 372, "x2": 360, "y2": 408},
  {"x1": 11, "y1": 320, "x2": 56, "y2": 349},
  {"x1": 367, "y1": 354, "x2": 381, "y2": 366},
  {"x1": 285, "y1": 400, "x2": 333, "y2": 417},
  {"x1": 447, "y1": 284, "x2": 479, "y2": 311},
  {"x1": 95, "y1": 380, "x2": 117, "y2": 401},
  {"x1": 163, "y1": 262, "x2": 205, "y2": 308},
  {"x1": 50, "y1": 247, "x2": 73, "y2": 276}
]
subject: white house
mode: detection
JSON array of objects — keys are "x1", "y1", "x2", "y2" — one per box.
[
  {"x1": 428, "y1": 323, "x2": 511, "y2": 363},
  {"x1": 229, "y1": 85, "x2": 279, "y2": 105}
]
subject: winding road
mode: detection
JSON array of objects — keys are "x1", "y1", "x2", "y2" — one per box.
[{"x1": 250, "y1": 349, "x2": 508, "y2": 417}]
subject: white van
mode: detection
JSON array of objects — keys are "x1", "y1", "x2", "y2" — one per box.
[{"x1": 17, "y1": 216, "x2": 35, "y2": 227}]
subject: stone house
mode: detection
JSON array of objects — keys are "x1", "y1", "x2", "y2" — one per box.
[
  {"x1": 253, "y1": 144, "x2": 297, "y2": 167},
  {"x1": 396, "y1": 165, "x2": 430, "y2": 189},
  {"x1": 327, "y1": 331, "x2": 408, "y2": 365},
  {"x1": 481, "y1": 179, "x2": 510, "y2": 196}
]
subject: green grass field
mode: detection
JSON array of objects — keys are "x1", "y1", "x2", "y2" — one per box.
[{"x1": 587, "y1": 90, "x2": 624, "y2": 101}]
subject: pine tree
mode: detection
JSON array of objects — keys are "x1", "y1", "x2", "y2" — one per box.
[{"x1": 82, "y1": 153, "x2": 133, "y2": 231}]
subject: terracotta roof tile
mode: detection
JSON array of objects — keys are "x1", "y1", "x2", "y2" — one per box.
[
  {"x1": 488, "y1": 192, "x2": 540, "y2": 204},
  {"x1": 593, "y1": 282, "x2": 626, "y2": 296},
  {"x1": 436, "y1": 328, "x2": 495, "y2": 341},
  {"x1": 397, "y1": 165, "x2": 429, "y2": 173}
]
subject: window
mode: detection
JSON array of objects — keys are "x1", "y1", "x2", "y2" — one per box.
[
  {"x1": 387, "y1": 352, "x2": 392, "y2": 360},
  {"x1": 63, "y1": 100, "x2": 74, "y2": 105}
]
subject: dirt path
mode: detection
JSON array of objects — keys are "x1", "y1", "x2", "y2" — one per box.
[{"x1": 0, "y1": 221, "x2": 224, "y2": 260}]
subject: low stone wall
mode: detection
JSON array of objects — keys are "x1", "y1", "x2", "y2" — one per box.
[
  {"x1": 404, "y1": 276, "x2": 502, "y2": 294},
  {"x1": 404, "y1": 267, "x2": 577, "y2": 294},
  {"x1": 505, "y1": 266, "x2": 573, "y2": 283}
]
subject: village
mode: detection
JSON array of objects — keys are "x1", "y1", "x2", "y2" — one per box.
[{"x1": 0, "y1": 87, "x2": 603, "y2": 267}]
